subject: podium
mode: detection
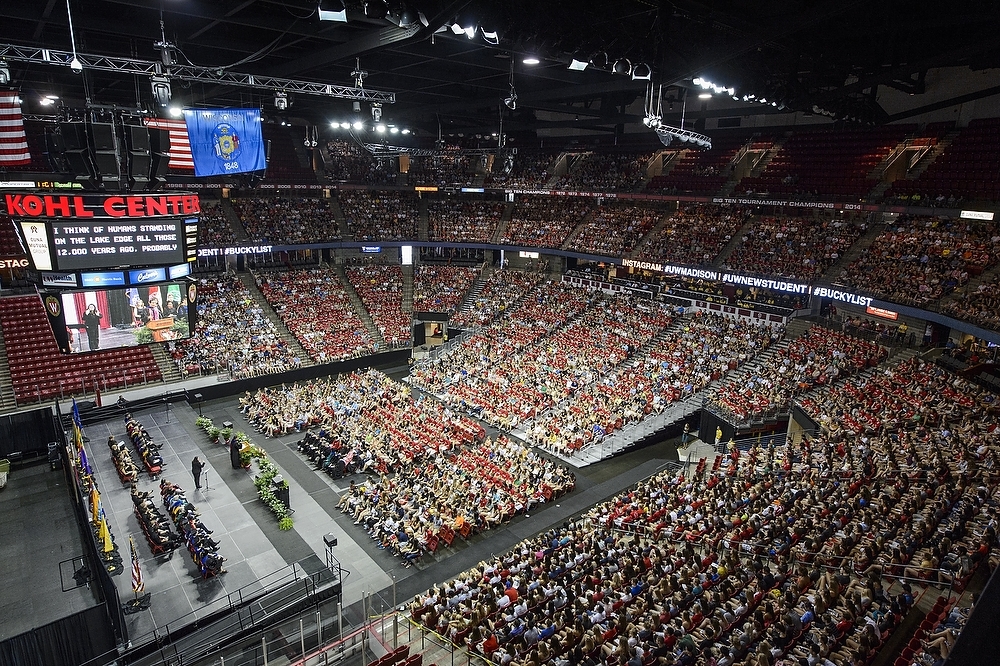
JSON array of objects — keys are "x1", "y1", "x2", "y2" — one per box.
[
  {"x1": 146, "y1": 317, "x2": 176, "y2": 342},
  {"x1": 273, "y1": 482, "x2": 290, "y2": 512}
]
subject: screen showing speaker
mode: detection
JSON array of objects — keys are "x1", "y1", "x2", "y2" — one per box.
[{"x1": 42, "y1": 280, "x2": 197, "y2": 354}]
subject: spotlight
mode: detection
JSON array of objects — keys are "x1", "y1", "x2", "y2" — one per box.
[
  {"x1": 352, "y1": 100, "x2": 361, "y2": 113},
  {"x1": 274, "y1": 91, "x2": 289, "y2": 110},
  {"x1": 698, "y1": 93, "x2": 712, "y2": 99},
  {"x1": 401, "y1": 129, "x2": 410, "y2": 135},
  {"x1": 352, "y1": 120, "x2": 364, "y2": 130},
  {"x1": 318, "y1": 0, "x2": 347, "y2": 22},
  {"x1": 590, "y1": 52, "x2": 608, "y2": 69},
  {"x1": 371, "y1": 103, "x2": 382, "y2": 122},
  {"x1": 482, "y1": 29, "x2": 500, "y2": 45},
  {"x1": 0, "y1": 61, "x2": 9, "y2": 85},
  {"x1": 375, "y1": 124, "x2": 386, "y2": 133},
  {"x1": 340, "y1": 121, "x2": 351, "y2": 129},
  {"x1": 151, "y1": 75, "x2": 171, "y2": 106},
  {"x1": 631, "y1": 63, "x2": 651, "y2": 81},
  {"x1": 450, "y1": 22, "x2": 464, "y2": 34},
  {"x1": 39, "y1": 98, "x2": 54, "y2": 106},
  {"x1": 612, "y1": 58, "x2": 631, "y2": 75},
  {"x1": 504, "y1": 92, "x2": 517, "y2": 110},
  {"x1": 389, "y1": 126, "x2": 399, "y2": 134},
  {"x1": 522, "y1": 57, "x2": 540, "y2": 65},
  {"x1": 168, "y1": 105, "x2": 183, "y2": 117},
  {"x1": 692, "y1": 77, "x2": 702, "y2": 85},
  {"x1": 567, "y1": 54, "x2": 589, "y2": 71},
  {"x1": 70, "y1": 56, "x2": 83, "y2": 73}
]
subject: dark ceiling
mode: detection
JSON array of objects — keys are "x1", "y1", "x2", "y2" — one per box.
[{"x1": 1, "y1": 0, "x2": 999, "y2": 139}]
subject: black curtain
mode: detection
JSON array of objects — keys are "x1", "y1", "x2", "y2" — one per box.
[
  {"x1": 412, "y1": 323, "x2": 426, "y2": 346},
  {"x1": 0, "y1": 605, "x2": 116, "y2": 666},
  {"x1": 0, "y1": 408, "x2": 58, "y2": 457},
  {"x1": 107, "y1": 289, "x2": 132, "y2": 328}
]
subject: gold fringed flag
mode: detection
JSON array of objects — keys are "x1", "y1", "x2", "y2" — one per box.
[
  {"x1": 98, "y1": 513, "x2": 114, "y2": 553},
  {"x1": 90, "y1": 486, "x2": 101, "y2": 523}
]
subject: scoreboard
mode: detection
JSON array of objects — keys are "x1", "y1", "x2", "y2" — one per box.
[{"x1": 5, "y1": 192, "x2": 199, "y2": 272}]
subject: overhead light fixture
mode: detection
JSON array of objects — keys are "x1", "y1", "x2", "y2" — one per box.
[
  {"x1": 389, "y1": 126, "x2": 399, "y2": 134},
  {"x1": 612, "y1": 58, "x2": 631, "y2": 76},
  {"x1": 168, "y1": 105, "x2": 183, "y2": 117},
  {"x1": 364, "y1": 0, "x2": 388, "y2": 19},
  {"x1": 318, "y1": 0, "x2": 347, "y2": 21},
  {"x1": 482, "y1": 29, "x2": 500, "y2": 45},
  {"x1": 504, "y1": 92, "x2": 517, "y2": 110},
  {"x1": 401, "y1": 129, "x2": 410, "y2": 135},
  {"x1": 0, "y1": 61, "x2": 9, "y2": 85},
  {"x1": 274, "y1": 91, "x2": 289, "y2": 110},
  {"x1": 698, "y1": 92, "x2": 712, "y2": 99},
  {"x1": 522, "y1": 57, "x2": 540, "y2": 65},
  {"x1": 631, "y1": 63, "x2": 651, "y2": 81},
  {"x1": 151, "y1": 75, "x2": 172, "y2": 106},
  {"x1": 340, "y1": 121, "x2": 351, "y2": 129},
  {"x1": 375, "y1": 124, "x2": 386, "y2": 133},
  {"x1": 70, "y1": 57, "x2": 83, "y2": 73},
  {"x1": 352, "y1": 120, "x2": 364, "y2": 130},
  {"x1": 450, "y1": 22, "x2": 464, "y2": 34},
  {"x1": 590, "y1": 52, "x2": 608, "y2": 70},
  {"x1": 568, "y1": 58, "x2": 588, "y2": 71},
  {"x1": 371, "y1": 103, "x2": 382, "y2": 122},
  {"x1": 39, "y1": 98, "x2": 54, "y2": 106}
]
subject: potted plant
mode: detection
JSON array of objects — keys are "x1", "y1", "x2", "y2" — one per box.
[
  {"x1": 195, "y1": 416, "x2": 213, "y2": 431},
  {"x1": 207, "y1": 425, "x2": 221, "y2": 443}
]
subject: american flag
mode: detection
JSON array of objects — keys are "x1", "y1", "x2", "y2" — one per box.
[
  {"x1": 0, "y1": 90, "x2": 31, "y2": 165},
  {"x1": 144, "y1": 117, "x2": 194, "y2": 170},
  {"x1": 130, "y1": 535, "x2": 145, "y2": 594}
]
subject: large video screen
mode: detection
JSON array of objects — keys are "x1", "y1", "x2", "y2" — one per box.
[{"x1": 44, "y1": 281, "x2": 197, "y2": 354}]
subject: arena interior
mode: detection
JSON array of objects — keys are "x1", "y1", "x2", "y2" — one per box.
[{"x1": 0, "y1": 2, "x2": 999, "y2": 666}]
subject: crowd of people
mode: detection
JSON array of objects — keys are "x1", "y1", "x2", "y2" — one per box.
[
  {"x1": 637, "y1": 206, "x2": 750, "y2": 267},
  {"x1": 840, "y1": 216, "x2": 1000, "y2": 306},
  {"x1": 172, "y1": 274, "x2": 300, "y2": 379},
  {"x1": 160, "y1": 480, "x2": 226, "y2": 577},
  {"x1": 410, "y1": 281, "x2": 598, "y2": 429},
  {"x1": 486, "y1": 150, "x2": 557, "y2": 189},
  {"x1": 326, "y1": 139, "x2": 397, "y2": 185},
  {"x1": 428, "y1": 199, "x2": 507, "y2": 244},
  {"x1": 941, "y1": 273, "x2": 1000, "y2": 332},
  {"x1": 336, "y1": 435, "x2": 575, "y2": 564},
  {"x1": 707, "y1": 326, "x2": 886, "y2": 424},
  {"x1": 450, "y1": 269, "x2": 545, "y2": 328},
  {"x1": 724, "y1": 215, "x2": 869, "y2": 280},
  {"x1": 346, "y1": 264, "x2": 411, "y2": 346},
  {"x1": 231, "y1": 197, "x2": 342, "y2": 244},
  {"x1": 568, "y1": 205, "x2": 666, "y2": 257},
  {"x1": 501, "y1": 197, "x2": 594, "y2": 249},
  {"x1": 197, "y1": 201, "x2": 236, "y2": 247},
  {"x1": 410, "y1": 352, "x2": 999, "y2": 666},
  {"x1": 527, "y1": 312, "x2": 780, "y2": 455},
  {"x1": 554, "y1": 152, "x2": 653, "y2": 192},
  {"x1": 410, "y1": 153, "x2": 480, "y2": 187},
  {"x1": 255, "y1": 267, "x2": 376, "y2": 362},
  {"x1": 413, "y1": 265, "x2": 480, "y2": 314},
  {"x1": 340, "y1": 191, "x2": 419, "y2": 241}
]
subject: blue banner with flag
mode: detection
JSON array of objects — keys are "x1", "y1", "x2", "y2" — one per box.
[{"x1": 183, "y1": 108, "x2": 267, "y2": 177}]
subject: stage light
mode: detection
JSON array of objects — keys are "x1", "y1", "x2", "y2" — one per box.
[
  {"x1": 568, "y1": 58, "x2": 588, "y2": 71},
  {"x1": 318, "y1": 0, "x2": 347, "y2": 22},
  {"x1": 401, "y1": 128, "x2": 410, "y2": 135},
  {"x1": 151, "y1": 75, "x2": 171, "y2": 106},
  {"x1": 375, "y1": 124, "x2": 386, "y2": 133},
  {"x1": 612, "y1": 58, "x2": 631, "y2": 75},
  {"x1": 339, "y1": 121, "x2": 350, "y2": 129},
  {"x1": 523, "y1": 56, "x2": 540, "y2": 65},
  {"x1": 389, "y1": 126, "x2": 399, "y2": 134},
  {"x1": 274, "y1": 92, "x2": 288, "y2": 110},
  {"x1": 352, "y1": 120, "x2": 364, "y2": 130},
  {"x1": 39, "y1": 98, "x2": 54, "y2": 106},
  {"x1": 482, "y1": 29, "x2": 500, "y2": 45},
  {"x1": 698, "y1": 93, "x2": 711, "y2": 99},
  {"x1": 168, "y1": 105, "x2": 183, "y2": 117},
  {"x1": 590, "y1": 52, "x2": 608, "y2": 69},
  {"x1": 450, "y1": 22, "x2": 464, "y2": 34},
  {"x1": 70, "y1": 57, "x2": 83, "y2": 73},
  {"x1": 631, "y1": 63, "x2": 651, "y2": 81},
  {"x1": 504, "y1": 92, "x2": 517, "y2": 110},
  {"x1": 0, "y1": 61, "x2": 9, "y2": 85}
]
